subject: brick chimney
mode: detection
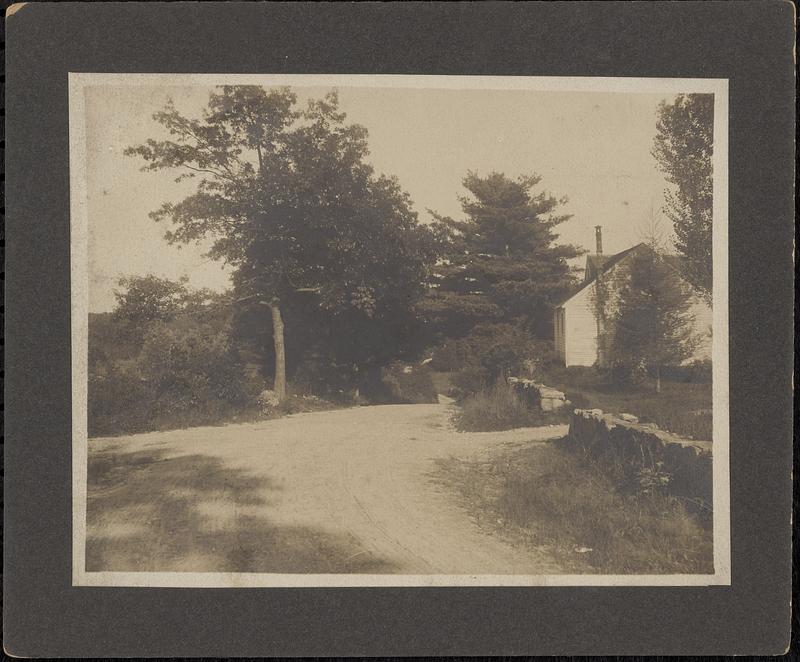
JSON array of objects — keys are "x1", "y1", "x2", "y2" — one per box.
[{"x1": 595, "y1": 225, "x2": 603, "y2": 255}]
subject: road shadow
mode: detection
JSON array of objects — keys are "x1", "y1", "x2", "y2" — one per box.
[{"x1": 86, "y1": 445, "x2": 396, "y2": 574}]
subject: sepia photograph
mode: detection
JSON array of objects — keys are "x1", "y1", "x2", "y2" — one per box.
[{"x1": 69, "y1": 73, "x2": 729, "y2": 587}]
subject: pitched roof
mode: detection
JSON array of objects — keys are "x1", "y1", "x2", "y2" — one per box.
[{"x1": 557, "y1": 243, "x2": 646, "y2": 307}]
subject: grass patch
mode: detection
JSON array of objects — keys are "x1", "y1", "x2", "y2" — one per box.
[
  {"x1": 452, "y1": 381, "x2": 568, "y2": 432},
  {"x1": 437, "y1": 441, "x2": 713, "y2": 574},
  {"x1": 544, "y1": 366, "x2": 712, "y2": 440}
]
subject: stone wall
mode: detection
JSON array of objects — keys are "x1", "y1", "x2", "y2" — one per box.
[
  {"x1": 508, "y1": 377, "x2": 567, "y2": 411},
  {"x1": 567, "y1": 408, "x2": 713, "y2": 508}
]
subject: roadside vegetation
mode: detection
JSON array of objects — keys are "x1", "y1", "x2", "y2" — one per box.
[
  {"x1": 437, "y1": 440, "x2": 713, "y2": 574},
  {"x1": 542, "y1": 364, "x2": 712, "y2": 440},
  {"x1": 91, "y1": 88, "x2": 713, "y2": 443},
  {"x1": 451, "y1": 380, "x2": 567, "y2": 432}
]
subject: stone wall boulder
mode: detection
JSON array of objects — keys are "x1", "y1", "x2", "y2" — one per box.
[
  {"x1": 508, "y1": 377, "x2": 568, "y2": 411},
  {"x1": 567, "y1": 408, "x2": 713, "y2": 507}
]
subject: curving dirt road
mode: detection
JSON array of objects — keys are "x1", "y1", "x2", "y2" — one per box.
[{"x1": 87, "y1": 403, "x2": 568, "y2": 575}]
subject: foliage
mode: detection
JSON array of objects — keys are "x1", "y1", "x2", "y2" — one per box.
[
  {"x1": 88, "y1": 296, "x2": 267, "y2": 436},
  {"x1": 607, "y1": 246, "x2": 698, "y2": 388},
  {"x1": 89, "y1": 312, "x2": 139, "y2": 368},
  {"x1": 652, "y1": 94, "x2": 714, "y2": 300},
  {"x1": 89, "y1": 364, "x2": 157, "y2": 435},
  {"x1": 489, "y1": 444, "x2": 713, "y2": 573},
  {"x1": 420, "y1": 171, "x2": 583, "y2": 341},
  {"x1": 452, "y1": 380, "x2": 542, "y2": 432},
  {"x1": 375, "y1": 361, "x2": 438, "y2": 405},
  {"x1": 139, "y1": 319, "x2": 263, "y2": 411},
  {"x1": 110, "y1": 274, "x2": 222, "y2": 348},
  {"x1": 433, "y1": 324, "x2": 550, "y2": 378},
  {"x1": 126, "y1": 87, "x2": 443, "y2": 397},
  {"x1": 660, "y1": 359, "x2": 712, "y2": 384},
  {"x1": 113, "y1": 274, "x2": 217, "y2": 325},
  {"x1": 448, "y1": 366, "x2": 491, "y2": 399},
  {"x1": 542, "y1": 366, "x2": 713, "y2": 440}
]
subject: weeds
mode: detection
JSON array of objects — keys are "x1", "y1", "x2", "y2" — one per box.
[
  {"x1": 452, "y1": 381, "x2": 567, "y2": 432},
  {"x1": 498, "y1": 443, "x2": 713, "y2": 573},
  {"x1": 438, "y1": 441, "x2": 714, "y2": 574}
]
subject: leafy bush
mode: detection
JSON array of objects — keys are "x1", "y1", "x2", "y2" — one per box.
[
  {"x1": 377, "y1": 361, "x2": 438, "y2": 404},
  {"x1": 89, "y1": 365, "x2": 156, "y2": 435},
  {"x1": 452, "y1": 380, "x2": 542, "y2": 431},
  {"x1": 431, "y1": 323, "x2": 555, "y2": 385},
  {"x1": 449, "y1": 365, "x2": 491, "y2": 399},
  {"x1": 466, "y1": 323, "x2": 541, "y2": 378},
  {"x1": 88, "y1": 318, "x2": 266, "y2": 436},
  {"x1": 429, "y1": 338, "x2": 475, "y2": 372},
  {"x1": 139, "y1": 321, "x2": 264, "y2": 411},
  {"x1": 291, "y1": 356, "x2": 361, "y2": 398}
]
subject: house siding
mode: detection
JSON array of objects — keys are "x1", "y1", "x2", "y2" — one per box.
[
  {"x1": 557, "y1": 252, "x2": 713, "y2": 367},
  {"x1": 554, "y1": 307, "x2": 566, "y2": 361},
  {"x1": 563, "y1": 284, "x2": 600, "y2": 366}
]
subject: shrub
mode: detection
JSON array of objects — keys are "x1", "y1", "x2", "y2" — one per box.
[
  {"x1": 610, "y1": 358, "x2": 649, "y2": 387},
  {"x1": 139, "y1": 321, "x2": 264, "y2": 410},
  {"x1": 429, "y1": 338, "x2": 475, "y2": 372},
  {"x1": 432, "y1": 324, "x2": 555, "y2": 387},
  {"x1": 88, "y1": 318, "x2": 266, "y2": 436},
  {"x1": 377, "y1": 361, "x2": 438, "y2": 404},
  {"x1": 452, "y1": 380, "x2": 539, "y2": 431},
  {"x1": 660, "y1": 360, "x2": 712, "y2": 384},
  {"x1": 468, "y1": 323, "x2": 542, "y2": 378},
  {"x1": 449, "y1": 365, "x2": 491, "y2": 399},
  {"x1": 88, "y1": 364, "x2": 156, "y2": 436},
  {"x1": 291, "y1": 355, "x2": 357, "y2": 397}
]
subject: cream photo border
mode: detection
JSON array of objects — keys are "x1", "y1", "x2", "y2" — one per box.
[{"x1": 69, "y1": 73, "x2": 730, "y2": 588}]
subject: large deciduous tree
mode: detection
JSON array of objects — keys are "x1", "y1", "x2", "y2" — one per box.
[
  {"x1": 652, "y1": 93, "x2": 714, "y2": 301},
  {"x1": 126, "y1": 87, "x2": 440, "y2": 402},
  {"x1": 422, "y1": 171, "x2": 583, "y2": 342}
]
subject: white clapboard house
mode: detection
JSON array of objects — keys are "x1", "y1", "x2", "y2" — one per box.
[{"x1": 553, "y1": 227, "x2": 712, "y2": 367}]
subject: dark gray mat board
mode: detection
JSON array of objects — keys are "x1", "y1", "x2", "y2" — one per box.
[{"x1": 4, "y1": 1, "x2": 794, "y2": 656}]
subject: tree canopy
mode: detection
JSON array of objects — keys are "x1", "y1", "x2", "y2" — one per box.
[
  {"x1": 607, "y1": 245, "x2": 698, "y2": 390},
  {"x1": 652, "y1": 93, "x2": 714, "y2": 301},
  {"x1": 126, "y1": 87, "x2": 442, "y2": 398},
  {"x1": 112, "y1": 274, "x2": 218, "y2": 326},
  {"x1": 421, "y1": 171, "x2": 583, "y2": 341}
]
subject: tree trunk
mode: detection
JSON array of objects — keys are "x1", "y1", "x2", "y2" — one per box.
[
  {"x1": 269, "y1": 301, "x2": 287, "y2": 403},
  {"x1": 655, "y1": 364, "x2": 661, "y2": 394}
]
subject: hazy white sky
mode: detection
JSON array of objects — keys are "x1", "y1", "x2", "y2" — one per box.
[{"x1": 84, "y1": 83, "x2": 680, "y2": 312}]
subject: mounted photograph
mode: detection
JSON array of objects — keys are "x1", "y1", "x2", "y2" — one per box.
[{"x1": 69, "y1": 74, "x2": 729, "y2": 587}]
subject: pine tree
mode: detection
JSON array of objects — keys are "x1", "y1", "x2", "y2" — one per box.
[{"x1": 421, "y1": 171, "x2": 583, "y2": 342}]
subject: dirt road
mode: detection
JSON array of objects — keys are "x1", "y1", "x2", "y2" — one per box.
[{"x1": 87, "y1": 403, "x2": 568, "y2": 574}]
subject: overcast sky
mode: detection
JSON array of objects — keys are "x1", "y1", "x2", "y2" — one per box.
[{"x1": 84, "y1": 84, "x2": 680, "y2": 312}]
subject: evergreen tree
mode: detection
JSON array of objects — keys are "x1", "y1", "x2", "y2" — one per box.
[
  {"x1": 421, "y1": 172, "x2": 582, "y2": 342},
  {"x1": 608, "y1": 245, "x2": 698, "y2": 392}
]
